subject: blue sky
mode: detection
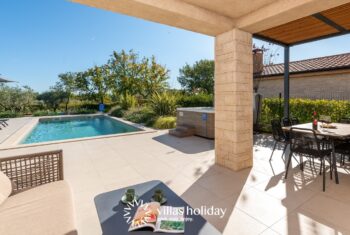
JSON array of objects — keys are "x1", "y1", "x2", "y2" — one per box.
[{"x1": 1, "y1": 0, "x2": 350, "y2": 92}]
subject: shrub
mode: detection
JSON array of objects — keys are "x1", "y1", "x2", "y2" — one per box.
[
  {"x1": 123, "y1": 107, "x2": 156, "y2": 125},
  {"x1": 260, "y1": 98, "x2": 350, "y2": 132},
  {"x1": 66, "y1": 102, "x2": 115, "y2": 113},
  {"x1": 177, "y1": 93, "x2": 213, "y2": 107},
  {"x1": 119, "y1": 94, "x2": 137, "y2": 110},
  {"x1": 110, "y1": 106, "x2": 125, "y2": 118},
  {"x1": 153, "y1": 116, "x2": 176, "y2": 129},
  {"x1": 149, "y1": 92, "x2": 177, "y2": 116},
  {"x1": 33, "y1": 110, "x2": 61, "y2": 117},
  {"x1": 0, "y1": 111, "x2": 22, "y2": 118},
  {"x1": 71, "y1": 109, "x2": 96, "y2": 115}
]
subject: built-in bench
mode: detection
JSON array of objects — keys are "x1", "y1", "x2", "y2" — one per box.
[{"x1": 0, "y1": 150, "x2": 77, "y2": 235}]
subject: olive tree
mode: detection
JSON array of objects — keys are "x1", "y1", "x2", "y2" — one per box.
[{"x1": 0, "y1": 84, "x2": 36, "y2": 113}]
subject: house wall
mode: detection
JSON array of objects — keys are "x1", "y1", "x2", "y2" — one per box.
[{"x1": 255, "y1": 69, "x2": 350, "y2": 100}]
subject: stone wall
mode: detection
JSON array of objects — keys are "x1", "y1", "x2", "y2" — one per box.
[{"x1": 255, "y1": 70, "x2": 350, "y2": 100}]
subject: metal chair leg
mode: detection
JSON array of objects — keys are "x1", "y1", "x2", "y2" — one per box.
[
  {"x1": 281, "y1": 143, "x2": 288, "y2": 158},
  {"x1": 300, "y1": 155, "x2": 304, "y2": 171},
  {"x1": 323, "y1": 157, "x2": 326, "y2": 192},
  {"x1": 285, "y1": 152, "x2": 293, "y2": 179},
  {"x1": 330, "y1": 154, "x2": 333, "y2": 180},
  {"x1": 270, "y1": 141, "x2": 277, "y2": 161}
]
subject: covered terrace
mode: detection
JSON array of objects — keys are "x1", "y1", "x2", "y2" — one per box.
[{"x1": 72, "y1": 0, "x2": 350, "y2": 172}]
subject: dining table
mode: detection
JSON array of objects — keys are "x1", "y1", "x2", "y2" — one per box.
[{"x1": 282, "y1": 122, "x2": 350, "y2": 184}]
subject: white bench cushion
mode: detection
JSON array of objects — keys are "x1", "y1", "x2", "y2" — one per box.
[
  {"x1": 0, "y1": 171, "x2": 11, "y2": 206},
  {"x1": 0, "y1": 180, "x2": 77, "y2": 235}
]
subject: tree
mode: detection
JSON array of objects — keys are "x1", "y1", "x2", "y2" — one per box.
[
  {"x1": 0, "y1": 84, "x2": 36, "y2": 113},
  {"x1": 108, "y1": 50, "x2": 169, "y2": 100},
  {"x1": 37, "y1": 84, "x2": 68, "y2": 112},
  {"x1": 21, "y1": 86, "x2": 37, "y2": 113},
  {"x1": 108, "y1": 50, "x2": 141, "y2": 97},
  {"x1": 138, "y1": 56, "x2": 169, "y2": 99},
  {"x1": 75, "y1": 71, "x2": 93, "y2": 100},
  {"x1": 57, "y1": 72, "x2": 76, "y2": 112},
  {"x1": 86, "y1": 65, "x2": 114, "y2": 104},
  {"x1": 178, "y1": 60, "x2": 214, "y2": 94}
]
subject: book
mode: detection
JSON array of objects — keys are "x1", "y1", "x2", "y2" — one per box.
[{"x1": 128, "y1": 202, "x2": 185, "y2": 233}]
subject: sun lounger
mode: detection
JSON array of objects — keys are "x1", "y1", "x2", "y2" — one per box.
[{"x1": 0, "y1": 119, "x2": 8, "y2": 127}]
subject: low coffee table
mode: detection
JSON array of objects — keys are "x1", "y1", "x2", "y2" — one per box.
[{"x1": 94, "y1": 180, "x2": 222, "y2": 235}]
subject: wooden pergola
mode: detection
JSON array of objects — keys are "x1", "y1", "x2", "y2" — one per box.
[{"x1": 254, "y1": 2, "x2": 350, "y2": 119}]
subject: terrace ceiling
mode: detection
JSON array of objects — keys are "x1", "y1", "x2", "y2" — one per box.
[
  {"x1": 181, "y1": 0, "x2": 276, "y2": 19},
  {"x1": 255, "y1": 2, "x2": 350, "y2": 46},
  {"x1": 72, "y1": 0, "x2": 350, "y2": 37}
]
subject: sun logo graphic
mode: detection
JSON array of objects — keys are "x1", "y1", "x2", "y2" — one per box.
[
  {"x1": 123, "y1": 199, "x2": 144, "y2": 224},
  {"x1": 123, "y1": 199, "x2": 160, "y2": 225},
  {"x1": 124, "y1": 200, "x2": 160, "y2": 227}
]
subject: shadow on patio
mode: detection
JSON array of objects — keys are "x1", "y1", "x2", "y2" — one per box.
[
  {"x1": 179, "y1": 164, "x2": 252, "y2": 233},
  {"x1": 153, "y1": 134, "x2": 214, "y2": 154},
  {"x1": 164, "y1": 132, "x2": 350, "y2": 234}
]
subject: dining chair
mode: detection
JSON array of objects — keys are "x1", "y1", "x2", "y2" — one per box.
[
  {"x1": 282, "y1": 117, "x2": 299, "y2": 127},
  {"x1": 336, "y1": 119, "x2": 350, "y2": 165},
  {"x1": 319, "y1": 115, "x2": 332, "y2": 124},
  {"x1": 285, "y1": 127, "x2": 332, "y2": 191},
  {"x1": 335, "y1": 142, "x2": 350, "y2": 165},
  {"x1": 270, "y1": 119, "x2": 289, "y2": 161},
  {"x1": 339, "y1": 118, "x2": 350, "y2": 124}
]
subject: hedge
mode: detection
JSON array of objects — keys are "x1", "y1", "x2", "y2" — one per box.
[
  {"x1": 260, "y1": 98, "x2": 350, "y2": 131},
  {"x1": 177, "y1": 93, "x2": 213, "y2": 107},
  {"x1": 65, "y1": 103, "x2": 115, "y2": 113},
  {"x1": 0, "y1": 111, "x2": 22, "y2": 118}
]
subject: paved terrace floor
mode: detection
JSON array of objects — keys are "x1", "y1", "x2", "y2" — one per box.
[
  {"x1": 1, "y1": 127, "x2": 350, "y2": 235},
  {"x1": 0, "y1": 117, "x2": 33, "y2": 144}
]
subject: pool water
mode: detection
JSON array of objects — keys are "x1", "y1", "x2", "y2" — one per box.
[{"x1": 21, "y1": 116, "x2": 140, "y2": 144}]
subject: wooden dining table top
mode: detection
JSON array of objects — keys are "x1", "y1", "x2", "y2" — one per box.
[{"x1": 282, "y1": 122, "x2": 350, "y2": 139}]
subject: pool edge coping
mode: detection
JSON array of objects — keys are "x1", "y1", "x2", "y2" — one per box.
[{"x1": 0, "y1": 114, "x2": 157, "y2": 151}]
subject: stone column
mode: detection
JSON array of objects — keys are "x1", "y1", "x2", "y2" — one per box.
[{"x1": 215, "y1": 28, "x2": 253, "y2": 171}]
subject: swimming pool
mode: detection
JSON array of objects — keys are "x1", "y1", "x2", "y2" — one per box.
[{"x1": 20, "y1": 115, "x2": 141, "y2": 144}]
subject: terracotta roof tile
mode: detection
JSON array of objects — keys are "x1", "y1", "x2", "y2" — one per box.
[{"x1": 257, "y1": 53, "x2": 350, "y2": 77}]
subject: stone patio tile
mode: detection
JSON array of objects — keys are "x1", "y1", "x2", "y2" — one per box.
[
  {"x1": 271, "y1": 209, "x2": 350, "y2": 235},
  {"x1": 89, "y1": 153, "x2": 129, "y2": 172},
  {"x1": 253, "y1": 177, "x2": 317, "y2": 209},
  {"x1": 2, "y1": 123, "x2": 350, "y2": 235},
  {"x1": 300, "y1": 194, "x2": 350, "y2": 230},
  {"x1": 322, "y1": 171, "x2": 350, "y2": 204},
  {"x1": 164, "y1": 174, "x2": 195, "y2": 195},
  {"x1": 96, "y1": 165, "x2": 144, "y2": 186},
  {"x1": 235, "y1": 187, "x2": 293, "y2": 227},
  {"x1": 259, "y1": 228, "x2": 280, "y2": 235},
  {"x1": 103, "y1": 175, "x2": 146, "y2": 192},
  {"x1": 196, "y1": 171, "x2": 251, "y2": 199},
  {"x1": 222, "y1": 208, "x2": 268, "y2": 235}
]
